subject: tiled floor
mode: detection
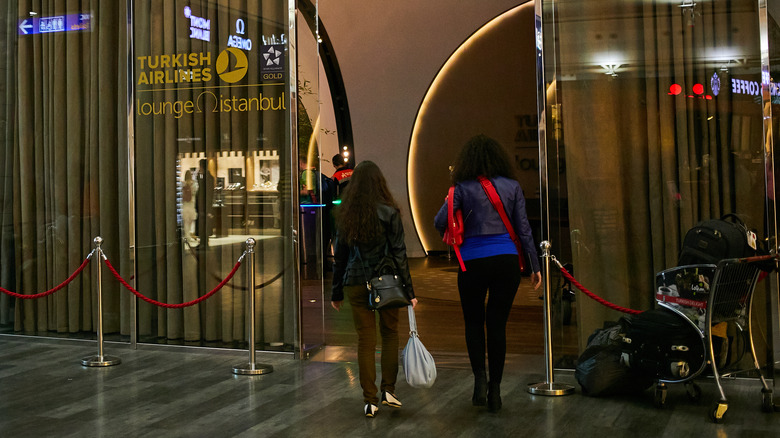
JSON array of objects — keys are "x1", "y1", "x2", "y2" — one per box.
[
  {"x1": 1, "y1": 255, "x2": 778, "y2": 436},
  {"x1": 320, "y1": 254, "x2": 579, "y2": 366},
  {"x1": 0, "y1": 336, "x2": 776, "y2": 437}
]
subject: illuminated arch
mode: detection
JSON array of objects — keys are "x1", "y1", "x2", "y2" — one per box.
[{"x1": 408, "y1": 3, "x2": 534, "y2": 254}]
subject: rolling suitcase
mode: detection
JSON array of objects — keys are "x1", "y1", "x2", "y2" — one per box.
[{"x1": 620, "y1": 307, "x2": 705, "y2": 382}]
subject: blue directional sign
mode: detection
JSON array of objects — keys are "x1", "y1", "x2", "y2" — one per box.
[{"x1": 18, "y1": 13, "x2": 92, "y2": 35}]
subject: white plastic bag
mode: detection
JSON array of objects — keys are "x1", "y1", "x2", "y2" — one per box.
[{"x1": 402, "y1": 306, "x2": 437, "y2": 388}]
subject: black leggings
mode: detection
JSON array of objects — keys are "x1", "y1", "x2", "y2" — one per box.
[{"x1": 457, "y1": 254, "x2": 522, "y2": 384}]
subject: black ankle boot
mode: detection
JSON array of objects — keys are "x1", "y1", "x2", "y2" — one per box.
[
  {"x1": 472, "y1": 374, "x2": 487, "y2": 406},
  {"x1": 487, "y1": 383, "x2": 502, "y2": 412}
]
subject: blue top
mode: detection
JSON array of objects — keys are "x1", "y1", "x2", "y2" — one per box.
[
  {"x1": 460, "y1": 233, "x2": 517, "y2": 261},
  {"x1": 434, "y1": 176, "x2": 540, "y2": 272}
]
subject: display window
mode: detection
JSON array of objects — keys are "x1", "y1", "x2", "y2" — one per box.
[{"x1": 0, "y1": 1, "x2": 307, "y2": 353}]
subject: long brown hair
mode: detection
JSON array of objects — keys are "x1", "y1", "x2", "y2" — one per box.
[
  {"x1": 334, "y1": 160, "x2": 399, "y2": 243},
  {"x1": 451, "y1": 134, "x2": 517, "y2": 183}
]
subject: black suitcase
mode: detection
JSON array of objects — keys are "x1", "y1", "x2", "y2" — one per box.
[
  {"x1": 576, "y1": 344, "x2": 654, "y2": 397},
  {"x1": 575, "y1": 322, "x2": 654, "y2": 396},
  {"x1": 678, "y1": 214, "x2": 757, "y2": 266},
  {"x1": 620, "y1": 308, "x2": 705, "y2": 382}
]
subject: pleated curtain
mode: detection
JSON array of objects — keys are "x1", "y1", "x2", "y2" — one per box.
[
  {"x1": 554, "y1": 0, "x2": 766, "y2": 347},
  {"x1": 0, "y1": 0, "x2": 295, "y2": 348}
]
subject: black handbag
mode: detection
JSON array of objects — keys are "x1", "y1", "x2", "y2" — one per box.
[{"x1": 356, "y1": 246, "x2": 411, "y2": 311}]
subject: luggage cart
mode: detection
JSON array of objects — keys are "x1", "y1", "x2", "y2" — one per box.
[{"x1": 652, "y1": 257, "x2": 773, "y2": 422}]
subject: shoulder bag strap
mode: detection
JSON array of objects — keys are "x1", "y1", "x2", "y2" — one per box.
[
  {"x1": 447, "y1": 186, "x2": 467, "y2": 271},
  {"x1": 447, "y1": 186, "x2": 456, "y2": 231},
  {"x1": 477, "y1": 176, "x2": 526, "y2": 272},
  {"x1": 354, "y1": 246, "x2": 373, "y2": 288},
  {"x1": 356, "y1": 217, "x2": 404, "y2": 285}
]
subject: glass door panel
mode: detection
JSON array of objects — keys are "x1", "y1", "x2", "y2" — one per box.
[
  {"x1": 541, "y1": 0, "x2": 774, "y2": 374},
  {"x1": 296, "y1": 5, "x2": 326, "y2": 354},
  {"x1": 763, "y1": 0, "x2": 780, "y2": 398},
  {"x1": 132, "y1": 1, "x2": 296, "y2": 350},
  {"x1": 0, "y1": 1, "x2": 129, "y2": 343}
]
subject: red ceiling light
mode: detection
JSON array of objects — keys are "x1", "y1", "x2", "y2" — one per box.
[{"x1": 668, "y1": 83, "x2": 715, "y2": 99}]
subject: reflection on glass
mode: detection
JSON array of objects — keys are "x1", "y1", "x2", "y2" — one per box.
[
  {"x1": 176, "y1": 151, "x2": 281, "y2": 244},
  {"x1": 541, "y1": 0, "x2": 774, "y2": 367},
  {"x1": 133, "y1": 1, "x2": 294, "y2": 350}
]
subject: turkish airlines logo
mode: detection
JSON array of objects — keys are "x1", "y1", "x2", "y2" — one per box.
[{"x1": 216, "y1": 47, "x2": 248, "y2": 83}]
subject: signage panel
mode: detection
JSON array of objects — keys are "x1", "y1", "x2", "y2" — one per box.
[{"x1": 18, "y1": 14, "x2": 92, "y2": 35}]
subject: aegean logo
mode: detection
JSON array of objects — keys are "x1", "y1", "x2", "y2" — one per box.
[{"x1": 216, "y1": 48, "x2": 248, "y2": 83}]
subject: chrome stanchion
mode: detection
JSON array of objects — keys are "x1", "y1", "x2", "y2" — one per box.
[
  {"x1": 82, "y1": 236, "x2": 121, "y2": 367},
  {"x1": 233, "y1": 238, "x2": 274, "y2": 375},
  {"x1": 528, "y1": 240, "x2": 574, "y2": 396}
]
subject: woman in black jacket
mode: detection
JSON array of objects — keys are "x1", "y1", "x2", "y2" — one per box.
[
  {"x1": 331, "y1": 160, "x2": 418, "y2": 418},
  {"x1": 434, "y1": 134, "x2": 542, "y2": 412}
]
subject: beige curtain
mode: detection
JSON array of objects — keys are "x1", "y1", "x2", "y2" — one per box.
[
  {"x1": 0, "y1": 1, "x2": 19, "y2": 326},
  {"x1": 1, "y1": 0, "x2": 129, "y2": 334},
  {"x1": 556, "y1": 0, "x2": 765, "y2": 346}
]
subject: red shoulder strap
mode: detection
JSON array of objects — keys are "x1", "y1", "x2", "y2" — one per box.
[
  {"x1": 477, "y1": 176, "x2": 526, "y2": 272},
  {"x1": 447, "y1": 186, "x2": 467, "y2": 271},
  {"x1": 447, "y1": 186, "x2": 456, "y2": 227}
]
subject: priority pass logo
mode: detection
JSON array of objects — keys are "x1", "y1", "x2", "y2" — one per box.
[{"x1": 216, "y1": 47, "x2": 248, "y2": 83}]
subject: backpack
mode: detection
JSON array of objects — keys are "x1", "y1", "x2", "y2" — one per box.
[{"x1": 678, "y1": 214, "x2": 758, "y2": 266}]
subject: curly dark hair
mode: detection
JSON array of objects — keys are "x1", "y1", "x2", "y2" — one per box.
[
  {"x1": 333, "y1": 160, "x2": 399, "y2": 243},
  {"x1": 451, "y1": 134, "x2": 517, "y2": 183}
]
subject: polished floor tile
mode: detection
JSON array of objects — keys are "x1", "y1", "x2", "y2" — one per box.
[{"x1": 0, "y1": 336, "x2": 776, "y2": 437}]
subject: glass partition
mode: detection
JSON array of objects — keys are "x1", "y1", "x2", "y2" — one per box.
[
  {"x1": 762, "y1": 0, "x2": 780, "y2": 398},
  {"x1": 540, "y1": 0, "x2": 778, "y2": 377},
  {"x1": 296, "y1": 0, "x2": 351, "y2": 356},
  {"x1": 296, "y1": 5, "x2": 326, "y2": 354},
  {"x1": 131, "y1": 1, "x2": 297, "y2": 351},
  {"x1": 0, "y1": 2, "x2": 130, "y2": 342},
  {"x1": 0, "y1": 0, "x2": 312, "y2": 356}
]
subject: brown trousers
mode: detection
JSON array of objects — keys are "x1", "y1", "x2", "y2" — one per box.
[{"x1": 345, "y1": 284, "x2": 400, "y2": 405}]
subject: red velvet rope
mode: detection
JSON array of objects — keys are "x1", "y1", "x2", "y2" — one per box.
[
  {"x1": 184, "y1": 241, "x2": 284, "y2": 290},
  {"x1": 104, "y1": 258, "x2": 242, "y2": 309},
  {"x1": 558, "y1": 266, "x2": 643, "y2": 315},
  {"x1": 0, "y1": 257, "x2": 92, "y2": 299}
]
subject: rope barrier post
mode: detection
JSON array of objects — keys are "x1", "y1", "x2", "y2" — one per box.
[
  {"x1": 528, "y1": 240, "x2": 574, "y2": 396},
  {"x1": 81, "y1": 236, "x2": 121, "y2": 367},
  {"x1": 233, "y1": 238, "x2": 273, "y2": 375}
]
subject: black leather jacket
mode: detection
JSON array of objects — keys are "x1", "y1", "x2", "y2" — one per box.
[
  {"x1": 331, "y1": 203, "x2": 415, "y2": 302},
  {"x1": 434, "y1": 176, "x2": 540, "y2": 273}
]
